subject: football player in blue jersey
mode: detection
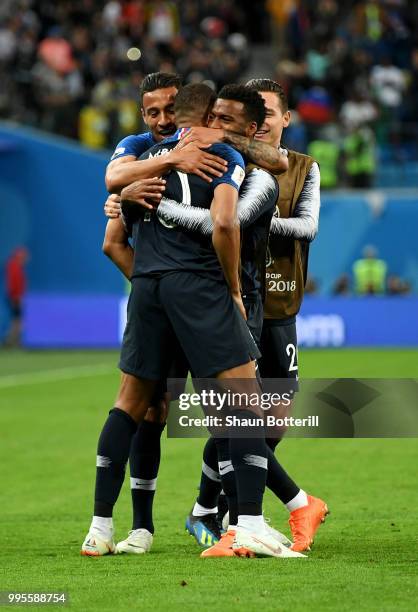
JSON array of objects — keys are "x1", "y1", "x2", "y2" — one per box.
[
  {"x1": 100, "y1": 73, "x2": 231, "y2": 557},
  {"x1": 170, "y1": 79, "x2": 327, "y2": 556},
  {"x1": 97, "y1": 74, "x2": 289, "y2": 557},
  {"x1": 81, "y1": 82, "x2": 297, "y2": 560},
  {"x1": 105, "y1": 72, "x2": 230, "y2": 194},
  {"x1": 100, "y1": 80, "x2": 290, "y2": 557}
]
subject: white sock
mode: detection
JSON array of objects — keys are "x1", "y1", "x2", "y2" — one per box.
[
  {"x1": 192, "y1": 502, "x2": 217, "y2": 517},
  {"x1": 237, "y1": 514, "x2": 266, "y2": 533},
  {"x1": 285, "y1": 489, "x2": 308, "y2": 513},
  {"x1": 90, "y1": 516, "x2": 113, "y2": 538}
]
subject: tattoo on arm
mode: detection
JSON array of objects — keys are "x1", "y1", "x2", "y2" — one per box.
[{"x1": 223, "y1": 131, "x2": 284, "y2": 171}]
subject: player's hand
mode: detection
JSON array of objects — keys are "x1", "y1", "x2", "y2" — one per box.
[
  {"x1": 170, "y1": 141, "x2": 228, "y2": 183},
  {"x1": 180, "y1": 127, "x2": 225, "y2": 147},
  {"x1": 120, "y1": 178, "x2": 166, "y2": 210},
  {"x1": 104, "y1": 194, "x2": 121, "y2": 218},
  {"x1": 231, "y1": 291, "x2": 247, "y2": 320}
]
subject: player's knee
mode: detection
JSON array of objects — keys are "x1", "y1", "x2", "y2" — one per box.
[
  {"x1": 115, "y1": 373, "x2": 156, "y2": 422},
  {"x1": 145, "y1": 400, "x2": 167, "y2": 424}
]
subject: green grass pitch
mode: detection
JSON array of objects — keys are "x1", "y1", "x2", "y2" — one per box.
[{"x1": 1, "y1": 349, "x2": 418, "y2": 611}]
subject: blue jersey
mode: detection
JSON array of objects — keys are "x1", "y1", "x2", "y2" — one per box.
[
  {"x1": 110, "y1": 132, "x2": 157, "y2": 161},
  {"x1": 126, "y1": 129, "x2": 245, "y2": 279}
]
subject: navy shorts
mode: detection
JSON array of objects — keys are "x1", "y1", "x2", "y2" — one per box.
[
  {"x1": 258, "y1": 317, "x2": 299, "y2": 388},
  {"x1": 243, "y1": 295, "x2": 263, "y2": 348},
  {"x1": 119, "y1": 272, "x2": 260, "y2": 380}
]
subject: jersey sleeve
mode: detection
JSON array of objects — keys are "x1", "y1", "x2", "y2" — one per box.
[
  {"x1": 270, "y1": 162, "x2": 320, "y2": 242},
  {"x1": 210, "y1": 144, "x2": 246, "y2": 192},
  {"x1": 237, "y1": 168, "x2": 279, "y2": 228},
  {"x1": 110, "y1": 133, "x2": 154, "y2": 161}
]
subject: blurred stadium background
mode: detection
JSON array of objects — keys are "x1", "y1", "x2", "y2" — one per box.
[{"x1": 1, "y1": 0, "x2": 418, "y2": 349}]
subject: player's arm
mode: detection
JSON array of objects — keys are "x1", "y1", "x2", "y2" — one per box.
[
  {"x1": 106, "y1": 155, "x2": 172, "y2": 194},
  {"x1": 120, "y1": 178, "x2": 166, "y2": 210},
  {"x1": 106, "y1": 145, "x2": 228, "y2": 194},
  {"x1": 102, "y1": 178, "x2": 164, "y2": 276},
  {"x1": 104, "y1": 193, "x2": 122, "y2": 218},
  {"x1": 105, "y1": 135, "x2": 171, "y2": 194},
  {"x1": 211, "y1": 184, "x2": 244, "y2": 318},
  {"x1": 102, "y1": 216, "x2": 133, "y2": 279},
  {"x1": 270, "y1": 162, "x2": 320, "y2": 241},
  {"x1": 223, "y1": 132, "x2": 288, "y2": 174},
  {"x1": 179, "y1": 127, "x2": 289, "y2": 174},
  {"x1": 157, "y1": 168, "x2": 278, "y2": 235}
]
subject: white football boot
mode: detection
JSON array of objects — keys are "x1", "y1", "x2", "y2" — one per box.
[
  {"x1": 116, "y1": 529, "x2": 153, "y2": 554},
  {"x1": 223, "y1": 512, "x2": 292, "y2": 548},
  {"x1": 81, "y1": 531, "x2": 116, "y2": 556},
  {"x1": 263, "y1": 518, "x2": 292, "y2": 548},
  {"x1": 232, "y1": 528, "x2": 306, "y2": 558}
]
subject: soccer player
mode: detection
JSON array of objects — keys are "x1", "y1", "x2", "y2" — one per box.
[
  {"x1": 101, "y1": 72, "x2": 229, "y2": 556},
  {"x1": 250, "y1": 79, "x2": 327, "y2": 553},
  {"x1": 101, "y1": 75, "x2": 288, "y2": 555},
  {"x1": 81, "y1": 83, "x2": 291, "y2": 559},
  {"x1": 179, "y1": 79, "x2": 328, "y2": 554},
  {"x1": 124, "y1": 85, "x2": 308, "y2": 559},
  {"x1": 105, "y1": 72, "x2": 229, "y2": 193},
  {"x1": 102, "y1": 80, "x2": 289, "y2": 555}
]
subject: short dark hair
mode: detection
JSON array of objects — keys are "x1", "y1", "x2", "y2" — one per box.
[
  {"x1": 217, "y1": 84, "x2": 266, "y2": 129},
  {"x1": 246, "y1": 78, "x2": 288, "y2": 113},
  {"x1": 139, "y1": 72, "x2": 182, "y2": 106},
  {"x1": 174, "y1": 83, "x2": 216, "y2": 118}
]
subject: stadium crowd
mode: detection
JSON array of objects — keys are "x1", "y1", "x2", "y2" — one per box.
[
  {"x1": 269, "y1": 0, "x2": 418, "y2": 187},
  {"x1": 0, "y1": 0, "x2": 253, "y2": 145},
  {"x1": 1, "y1": 1, "x2": 418, "y2": 186}
]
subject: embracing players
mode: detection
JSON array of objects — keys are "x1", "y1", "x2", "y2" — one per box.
[
  {"x1": 81, "y1": 79, "x2": 297, "y2": 558},
  {"x1": 184, "y1": 79, "x2": 327, "y2": 555}
]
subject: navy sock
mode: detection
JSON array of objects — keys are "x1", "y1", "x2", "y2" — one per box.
[
  {"x1": 217, "y1": 491, "x2": 228, "y2": 520},
  {"x1": 94, "y1": 408, "x2": 137, "y2": 517},
  {"x1": 266, "y1": 437, "x2": 281, "y2": 451},
  {"x1": 214, "y1": 437, "x2": 238, "y2": 525},
  {"x1": 229, "y1": 410, "x2": 267, "y2": 517},
  {"x1": 196, "y1": 437, "x2": 222, "y2": 510},
  {"x1": 130, "y1": 420, "x2": 166, "y2": 533}
]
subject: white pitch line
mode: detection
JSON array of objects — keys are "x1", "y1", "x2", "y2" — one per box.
[{"x1": 0, "y1": 363, "x2": 117, "y2": 389}]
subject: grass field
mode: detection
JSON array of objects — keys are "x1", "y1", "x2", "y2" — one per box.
[{"x1": 1, "y1": 349, "x2": 418, "y2": 611}]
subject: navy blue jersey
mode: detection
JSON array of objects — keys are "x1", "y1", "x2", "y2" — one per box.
[
  {"x1": 155, "y1": 166, "x2": 278, "y2": 299},
  {"x1": 126, "y1": 128, "x2": 245, "y2": 279},
  {"x1": 110, "y1": 132, "x2": 157, "y2": 161}
]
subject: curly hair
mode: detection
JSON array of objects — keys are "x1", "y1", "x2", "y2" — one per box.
[{"x1": 217, "y1": 84, "x2": 266, "y2": 129}]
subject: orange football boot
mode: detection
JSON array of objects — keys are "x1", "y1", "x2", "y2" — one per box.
[
  {"x1": 200, "y1": 530, "x2": 236, "y2": 557},
  {"x1": 289, "y1": 495, "x2": 329, "y2": 552}
]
